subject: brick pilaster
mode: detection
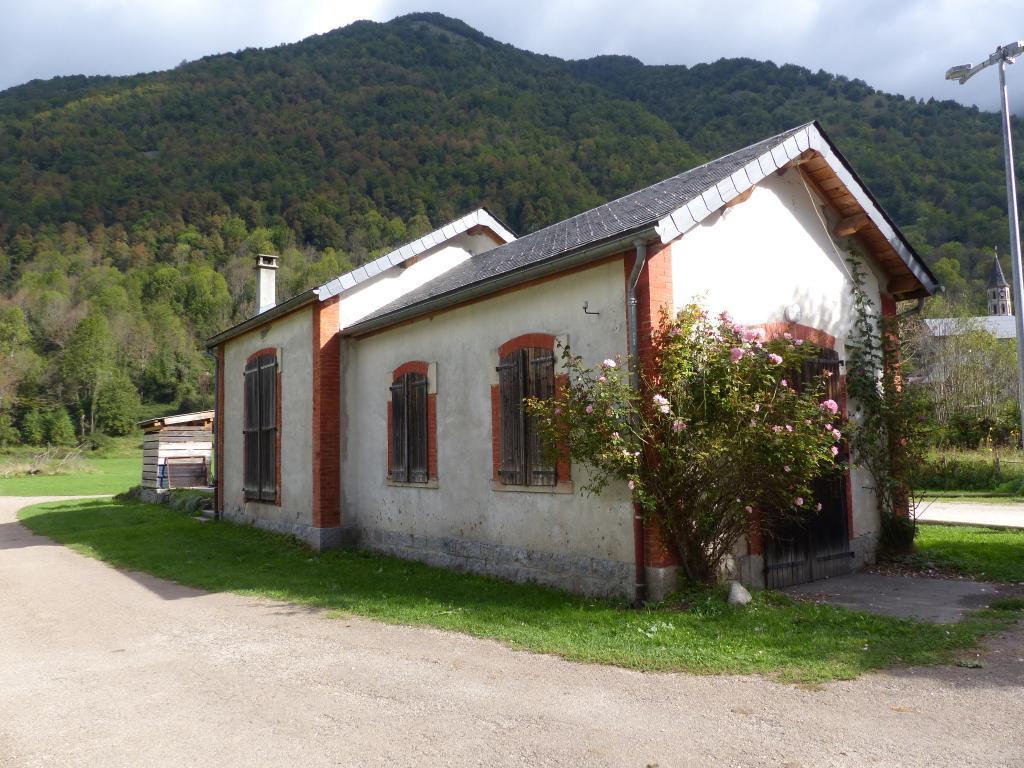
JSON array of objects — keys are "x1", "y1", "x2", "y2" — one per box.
[{"x1": 312, "y1": 296, "x2": 341, "y2": 529}]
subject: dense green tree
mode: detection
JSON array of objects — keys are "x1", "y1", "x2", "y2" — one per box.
[
  {"x1": 45, "y1": 407, "x2": 77, "y2": 446},
  {"x1": 60, "y1": 314, "x2": 115, "y2": 435},
  {"x1": 19, "y1": 408, "x2": 46, "y2": 445},
  {"x1": 96, "y1": 370, "x2": 142, "y2": 436}
]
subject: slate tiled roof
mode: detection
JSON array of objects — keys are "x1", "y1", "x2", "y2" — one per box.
[
  {"x1": 988, "y1": 254, "x2": 1010, "y2": 288},
  {"x1": 349, "y1": 124, "x2": 813, "y2": 330}
]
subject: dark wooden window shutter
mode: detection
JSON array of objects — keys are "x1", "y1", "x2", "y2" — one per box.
[
  {"x1": 243, "y1": 352, "x2": 278, "y2": 502},
  {"x1": 390, "y1": 372, "x2": 428, "y2": 483},
  {"x1": 497, "y1": 346, "x2": 555, "y2": 486}
]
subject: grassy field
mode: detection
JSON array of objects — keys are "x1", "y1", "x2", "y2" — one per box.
[
  {"x1": 913, "y1": 524, "x2": 1024, "y2": 583},
  {"x1": 915, "y1": 448, "x2": 1024, "y2": 496},
  {"x1": 0, "y1": 435, "x2": 141, "y2": 496},
  {"x1": 0, "y1": 456, "x2": 139, "y2": 496},
  {"x1": 17, "y1": 497, "x2": 1021, "y2": 683}
]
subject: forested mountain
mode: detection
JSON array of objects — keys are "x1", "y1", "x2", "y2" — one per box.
[{"x1": 0, "y1": 12, "x2": 1020, "y2": 444}]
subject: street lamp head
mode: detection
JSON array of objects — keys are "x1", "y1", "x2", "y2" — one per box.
[
  {"x1": 946, "y1": 41, "x2": 1024, "y2": 85},
  {"x1": 945, "y1": 64, "x2": 974, "y2": 84}
]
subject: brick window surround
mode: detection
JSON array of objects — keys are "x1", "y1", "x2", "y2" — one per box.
[
  {"x1": 490, "y1": 334, "x2": 571, "y2": 492},
  {"x1": 242, "y1": 347, "x2": 281, "y2": 506},
  {"x1": 386, "y1": 361, "x2": 437, "y2": 484}
]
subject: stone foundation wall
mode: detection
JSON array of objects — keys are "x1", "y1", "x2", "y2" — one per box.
[{"x1": 358, "y1": 527, "x2": 634, "y2": 599}]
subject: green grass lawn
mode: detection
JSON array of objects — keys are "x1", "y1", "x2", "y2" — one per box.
[
  {"x1": 913, "y1": 524, "x2": 1024, "y2": 583},
  {"x1": 0, "y1": 456, "x2": 139, "y2": 496},
  {"x1": 17, "y1": 498, "x2": 1021, "y2": 683}
]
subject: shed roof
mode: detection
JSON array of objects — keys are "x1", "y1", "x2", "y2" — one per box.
[
  {"x1": 346, "y1": 121, "x2": 938, "y2": 336},
  {"x1": 138, "y1": 410, "x2": 215, "y2": 430}
]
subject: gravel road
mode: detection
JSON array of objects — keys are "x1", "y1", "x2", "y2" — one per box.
[{"x1": 2, "y1": 496, "x2": 1022, "y2": 768}]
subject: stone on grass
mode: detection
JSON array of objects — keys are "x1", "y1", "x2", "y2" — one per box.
[{"x1": 728, "y1": 581, "x2": 752, "y2": 606}]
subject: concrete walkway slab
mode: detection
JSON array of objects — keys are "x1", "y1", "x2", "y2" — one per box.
[
  {"x1": 784, "y1": 572, "x2": 999, "y2": 623},
  {"x1": 917, "y1": 499, "x2": 1024, "y2": 529}
]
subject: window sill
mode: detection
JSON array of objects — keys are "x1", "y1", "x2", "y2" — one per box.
[
  {"x1": 243, "y1": 496, "x2": 281, "y2": 507},
  {"x1": 490, "y1": 480, "x2": 574, "y2": 494},
  {"x1": 385, "y1": 478, "x2": 440, "y2": 489}
]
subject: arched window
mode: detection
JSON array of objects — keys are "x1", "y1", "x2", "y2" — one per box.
[
  {"x1": 243, "y1": 349, "x2": 279, "y2": 503},
  {"x1": 388, "y1": 362, "x2": 436, "y2": 484},
  {"x1": 494, "y1": 336, "x2": 556, "y2": 487}
]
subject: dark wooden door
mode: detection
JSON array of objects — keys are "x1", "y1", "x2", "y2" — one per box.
[{"x1": 763, "y1": 350, "x2": 853, "y2": 589}]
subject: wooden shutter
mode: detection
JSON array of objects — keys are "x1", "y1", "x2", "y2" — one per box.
[
  {"x1": 407, "y1": 373, "x2": 428, "y2": 483},
  {"x1": 526, "y1": 348, "x2": 556, "y2": 486},
  {"x1": 258, "y1": 355, "x2": 277, "y2": 502},
  {"x1": 243, "y1": 359, "x2": 260, "y2": 498},
  {"x1": 497, "y1": 350, "x2": 525, "y2": 485},
  {"x1": 390, "y1": 377, "x2": 408, "y2": 481}
]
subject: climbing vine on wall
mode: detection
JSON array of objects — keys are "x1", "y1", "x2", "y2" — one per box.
[{"x1": 844, "y1": 258, "x2": 930, "y2": 554}]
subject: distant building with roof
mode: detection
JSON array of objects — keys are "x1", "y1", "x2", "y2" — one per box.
[{"x1": 926, "y1": 253, "x2": 1016, "y2": 340}]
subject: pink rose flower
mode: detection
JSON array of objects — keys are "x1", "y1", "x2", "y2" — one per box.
[
  {"x1": 825, "y1": 423, "x2": 833, "y2": 430},
  {"x1": 753, "y1": 404, "x2": 760, "y2": 412},
  {"x1": 768, "y1": 353, "x2": 783, "y2": 365},
  {"x1": 783, "y1": 465, "x2": 791, "y2": 473},
  {"x1": 672, "y1": 419, "x2": 685, "y2": 433},
  {"x1": 603, "y1": 358, "x2": 617, "y2": 368},
  {"x1": 795, "y1": 497, "x2": 804, "y2": 507},
  {"x1": 730, "y1": 347, "x2": 745, "y2": 363},
  {"x1": 744, "y1": 505, "x2": 753, "y2": 514},
  {"x1": 772, "y1": 425, "x2": 783, "y2": 433},
  {"x1": 831, "y1": 445, "x2": 839, "y2": 456},
  {"x1": 832, "y1": 428, "x2": 842, "y2": 440},
  {"x1": 627, "y1": 480, "x2": 635, "y2": 490},
  {"x1": 585, "y1": 404, "x2": 594, "y2": 414},
  {"x1": 783, "y1": 332, "x2": 792, "y2": 340},
  {"x1": 780, "y1": 379, "x2": 788, "y2": 387},
  {"x1": 794, "y1": 339, "x2": 805, "y2": 346},
  {"x1": 598, "y1": 375, "x2": 607, "y2": 383},
  {"x1": 820, "y1": 399, "x2": 839, "y2": 415},
  {"x1": 785, "y1": 424, "x2": 793, "y2": 432}
]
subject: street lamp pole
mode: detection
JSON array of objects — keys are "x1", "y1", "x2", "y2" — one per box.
[{"x1": 947, "y1": 41, "x2": 1024, "y2": 442}]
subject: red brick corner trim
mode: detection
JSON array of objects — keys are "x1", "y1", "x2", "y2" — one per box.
[{"x1": 312, "y1": 296, "x2": 341, "y2": 529}]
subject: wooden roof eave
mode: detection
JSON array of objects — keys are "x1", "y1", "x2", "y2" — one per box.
[{"x1": 796, "y1": 156, "x2": 932, "y2": 301}]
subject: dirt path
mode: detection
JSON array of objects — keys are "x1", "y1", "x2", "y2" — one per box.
[
  {"x1": 918, "y1": 499, "x2": 1024, "y2": 529},
  {"x1": 2, "y1": 496, "x2": 1023, "y2": 768}
]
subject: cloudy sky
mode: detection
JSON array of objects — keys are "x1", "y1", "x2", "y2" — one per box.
[{"x1": 2, "y1": 0, "x2": 1023, "y2": 112}]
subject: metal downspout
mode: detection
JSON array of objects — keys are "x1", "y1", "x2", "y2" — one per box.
[{"x1": 627, "y1": 240, "x2": 647, "y2": 607}]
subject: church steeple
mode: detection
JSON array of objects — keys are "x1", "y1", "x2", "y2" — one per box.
[{"x1": 987, "y1": 249, "x2": 1012, "y2": 316}]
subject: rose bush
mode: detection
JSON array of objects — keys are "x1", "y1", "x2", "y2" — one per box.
[{"x1": 528, "y1": 303, "x2": 844, "y2": 584}]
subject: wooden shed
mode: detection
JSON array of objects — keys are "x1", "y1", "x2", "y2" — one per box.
[{"x1": 138, "y1": 410, "x2": 214, "y2": 490}]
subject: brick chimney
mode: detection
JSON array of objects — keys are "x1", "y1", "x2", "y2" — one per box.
[{"x1": 254, "y1": 254, "x2": 279, "y2": 315}]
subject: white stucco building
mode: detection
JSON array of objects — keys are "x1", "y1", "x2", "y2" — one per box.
[{"x1": 207, "y1": 122, "x2": 939, "y2": 601}]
